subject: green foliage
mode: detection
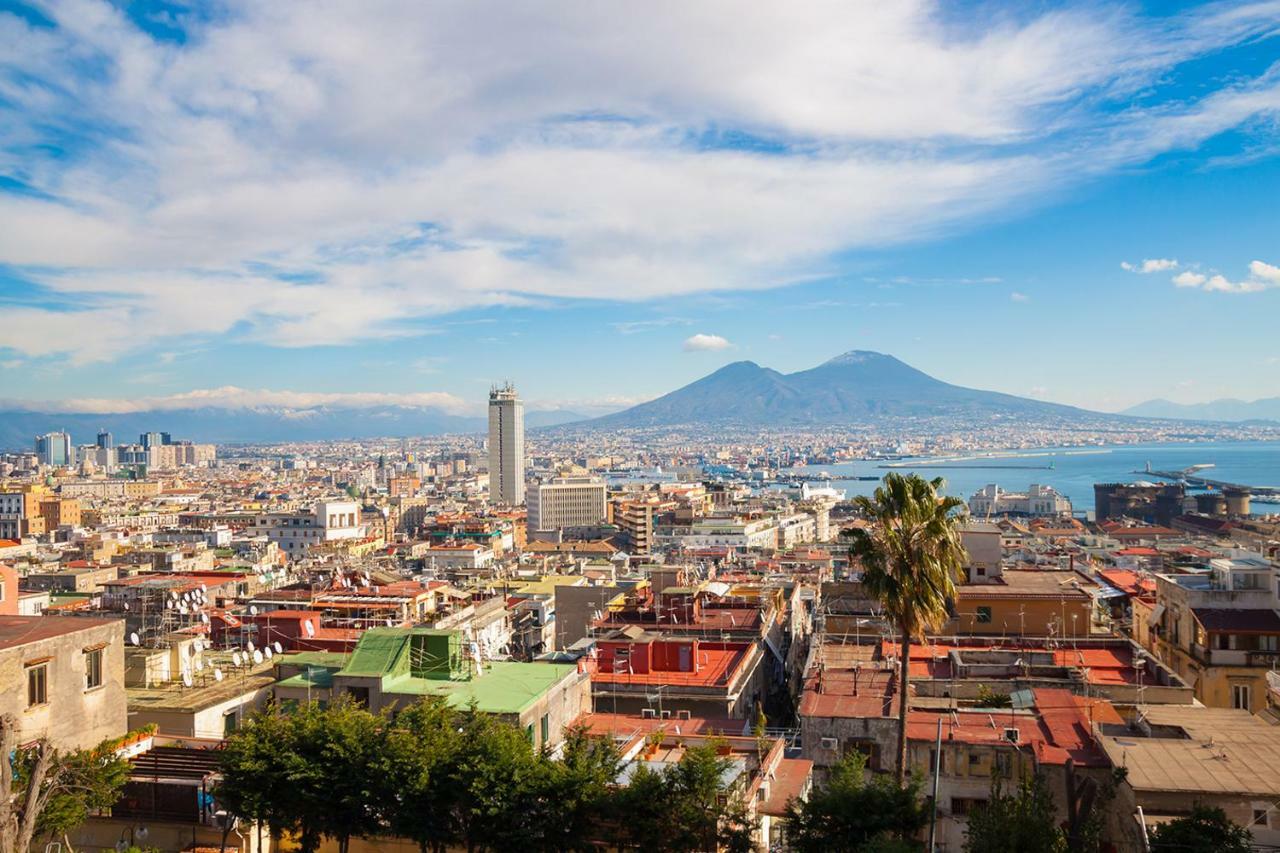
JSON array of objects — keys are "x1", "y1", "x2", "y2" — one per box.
[
  {"x1": 1149, "y1": 805, "x2": 1252, "y2": 853},
  {"x1": 786, "y1": 751, "x2": 928, "y2": 852},
  {"x1": 974, "y1": 684, "x2": 1011, "y2": 708},
  {"x1": 616, "y1": 741, "x2": 754, "y2": 852},
  {"x1": 30, "y1": 736, "x2": 133, "y2": 842},
  {"x1": 848, "y1": 472, "x2": 967, "y2": 785},
  {"x1": 220, "y1": 700, "x2": 754, "y2": 852},
  {"x1": 964, "y1": 772, "x2": 1066, "y2": 853}
]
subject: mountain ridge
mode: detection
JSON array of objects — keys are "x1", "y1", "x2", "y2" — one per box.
[{"x1": 581, "y1": 349, "x2": 1097, "y2": 428}]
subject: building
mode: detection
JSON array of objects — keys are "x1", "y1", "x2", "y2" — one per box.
[
  {"x1": 0, "y1": 486, "x2": 47, "y2": 539},
  {"x1": 0, "y1": 615, "x2": 127, "y2": 750},
  {"x1": 527, "y1": 475, "x2": 607, "y2": 532},
  {"x1": 591, "y1": 634, "x2": 767, "y2": 719},
  {"x1": 951, "y1": 569, "x2": 1101, "y2": 637},
  {"x1": 968, "y1": 483, "x2": 1072, "y2": 518},
  {"x1": 1099, "y1": 704, "x2": 1280, "y2": 848},
  {"x1": 612, "y1": 496, "x2": 677, "y2": 556},
  {"x1": 1148, "y1": 556, "x2": 1280, "y2": 713},
  {"x1": 1094, "y1": 482, "x2": 1186, "y2": 526},
  {"x1": 95, "y1": 430, "x2": 113, "y2": 449},
  {"x1": 273, "y1": 627, "x2": 591, "y2": 749},
  {"x1": 35, "y1": 431, "x2": 73, "y2": 467},
  {"x1": 487, "y1": 383, "x2": 525, "y2": 506},
  {"x1": 249, "y1": 499, "x2": 365, "y2": 556}
]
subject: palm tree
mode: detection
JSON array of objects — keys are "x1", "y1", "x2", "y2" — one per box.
[{"x1": 848, "y1": 472, "x2": 967, "y2": 786}]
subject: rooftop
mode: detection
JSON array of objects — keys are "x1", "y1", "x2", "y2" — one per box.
[{"x1": 0, "y1": 614, "x2": 122, "y2": 649}]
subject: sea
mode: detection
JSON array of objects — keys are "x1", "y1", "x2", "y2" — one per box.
[{"x1": 783, "y1": 440, "x2": 1280, "y2": 516}]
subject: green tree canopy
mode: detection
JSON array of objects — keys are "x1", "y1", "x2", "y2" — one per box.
[
  {"x1": 964, "y1": 772, "x2": 1066, "y2": 853},
  {"x1": 786, "y1": 750, "x2": 928, "y2": 852},
  {"x1": 1149, "y1": 805, "x2": 1252, "y2": 853},
  {"x1": 849, "y1": 472, "x2": 966, "y2": 785}
]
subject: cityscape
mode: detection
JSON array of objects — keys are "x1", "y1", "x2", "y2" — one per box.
[{"x1": 3, "y1": 3, "x2": 1280, "y2": 853}]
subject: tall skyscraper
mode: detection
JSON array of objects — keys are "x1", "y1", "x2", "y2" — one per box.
[
  {"x1": 96, "y1": 430, "x2": 113, "y2": 450},
  {"x1": 34, "y1": 431, "x2": 72, "y2": 466},
  {"x1": 487, "y1": 383, "x2": 525, "y2": 506}
]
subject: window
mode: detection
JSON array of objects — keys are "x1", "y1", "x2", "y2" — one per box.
[
  {"x1": 224, "y1": 711, "x2": 239, "y2": 735},
  {"x1": 85, "y1": 647, "x2": 103, "y2": 690},
  {"x1": 1232, "y1": 684, "x2": 1252, "y2": 710},
  {"x1": 1253, "y1": 809, "x2": 1269, "y2": 828},
  {"x1": 540, "y1": 713, "x2": 550, "y2": 745},
  {"x1": 27, "y1": 663, "x2": 48, "y2": 707},
  {"x1": 975, "y1": 607, "x2": 992, "y2": 624}
]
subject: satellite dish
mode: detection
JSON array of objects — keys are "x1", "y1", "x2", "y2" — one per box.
[
  {"x1": 214, "y1": 668, "x2": 224, "y2": 682},
  {"x1": 232, "y1": 651, "x2": 243, "y2": 666},
  {"x1": 179, "y1": 603, "x2": 188, "y2": 615},
  {"x1": 200, "y1": 583, "x2": 207, "y2": 592},
  {"x1": 194, "y1": 658, "x2": 205, "y2": 672},
  {"x1": 303, "y1": 620, "x2": 315, "y2": 638},
  {"x1": 165, "y1": 600, "x2": 173, "y2": 610},
  {"x1": 171, "y1": 590, "x2": 179, "y2": 600},
  {"x1": 264, "y1": 647, "x2": 274, "y2": 660},
  {"x1": 123, "y1": 602, "x2": 130, "y2": 611},
  {"x1": 385, "y1": 619, "x2": 394, "y2": 627},
  {"x1": 249, "y1": 605, "x2": 259, "y2": 616},
  {"x1": 128, "y1": 632, "x2": 140, "y2": 646},
  {"x1": 193, "y1": 639, "x2": 204, "y2": 653},
  {"x1": 247, "y1": 640, "x2": 255, "y2": 652},
  {"x1": 182, "y1": 671, "x2": 193, "y2": 687},
  {"x1": 272, "y1": 641, "x2": 283, "y2": 654},
  {"x1": 201, "y1": 613, "x2": 210, "y2": 624},
  {"x1": 252, "y1": 650, "x2": 263, "y2": 664}
]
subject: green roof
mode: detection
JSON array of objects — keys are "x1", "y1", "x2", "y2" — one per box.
[
  {"x1": 277, "y1": 667, "x2": 336, "y2": 689},
  {"x1": 279, "y1": 651, "x2": 351, "y2": 669},
  {"x1": 382, "y1": 660, "x2": 579, "y2": 715},
  {"x1": 337, "y1": 627, "x2": 579, "y2": 715}
]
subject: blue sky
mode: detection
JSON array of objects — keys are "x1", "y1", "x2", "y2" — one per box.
[{"x1": 1, "y1": 0, "x2": 1279, "y2": 417}]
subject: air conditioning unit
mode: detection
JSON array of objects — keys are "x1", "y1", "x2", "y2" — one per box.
[
  {"x1": 820, "y1": 737, "x2": 838, "y2": 750},
  {"x1": 641, "y1": 708, "x2": 657, "y2": 719},
  {"x1": 1003, "y1": 727, "x2": 1020, "y2": 744}
]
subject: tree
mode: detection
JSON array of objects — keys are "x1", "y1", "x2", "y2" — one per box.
[
  {"x1": 375, "y1": 698, "x2": 460, "y2": 853},
  {"x1": 617, "y1": 741, "x2": 754, "y2": 852},
  {"x1": 533, "y1": 725, "x2": 622, "y2": 853},
  {"x1": 849, "y1": 473, "x2": 966, "y2": 786},
  {"x1": 219, "y1": 698, "x2": 386, "y2": 853},
  {"x1": 1148, "y1": 805, "x2": 1252, "y2": 853},
  {"x1": 0, "y1": 714, "x2": 133, "y2": 853},
  {"x1": 443, "y1": 708, "x2": 545, "y2": 853},
  {"x1": 786, "y1": 751, "x2": 928, "y2": 852},
  {"x1": 964, "y1": 772, "x2": 1066, "y2": 853}
]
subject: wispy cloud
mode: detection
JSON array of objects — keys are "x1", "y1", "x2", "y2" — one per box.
[
  {"x1": 683, "y1": 333, "x2": 732, "y2": 352},
  {"x1": 0, "y1": 387, "x2": 475, "y2": 416},
  {"x1": 1010, "y1": 291, "x2": 1030, "y2": 302},
  {"x1": 1121, "y1": 258, "x2": 1179, "y2": 273},
  {"x1": 611, "y1": 317, "x2": 691, "y2": 334},
  {"x1": 2, "y1": 2, "x2": 1280, "y2": 364}
]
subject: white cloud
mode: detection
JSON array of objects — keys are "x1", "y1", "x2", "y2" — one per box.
[
  {"x1": 2, "y1": 2, "x2": 1280, "y2": 362},
  {"x1": 0, "y1": 387, "x2": 475, "y2": 415},
  {"x1": 1010, "y1": 291, "x2": 1030, "y2": 302},
  {"x1": 683, "y1": 334, "x2": 732, "y2": 352},
  {"x1": 1171, "y1": 260, "x2": 1279, "y2": 294},
  {"x1": 1121, "y1": 258, "x2": 1179, "y2": 273}
]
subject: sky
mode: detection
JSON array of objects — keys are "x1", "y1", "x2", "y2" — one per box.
[{"x1": 1, "y1": 0, "x2": 1279, "y2": 418}]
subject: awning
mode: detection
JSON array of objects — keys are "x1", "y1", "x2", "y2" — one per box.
[
  {"x1": 1094, "y1": 586, "x2": 1129, "y2": 600},
  {"x1": 1146, "y1": 603, "x2": 1165, "y2": 628}
]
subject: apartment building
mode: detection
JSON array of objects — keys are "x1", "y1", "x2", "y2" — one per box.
[
  {"x1": 527, "y1": 475, "x2": 607, "y2": 532},
  {"x1": 249, "y1": 499, "x2": 365, "y2": 555}
]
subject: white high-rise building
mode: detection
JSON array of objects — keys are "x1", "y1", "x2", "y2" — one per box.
[
  {"x1": 34, "y1": 431, "x2": 72, "y2": 467},
  {"x1": 488, "y1": 383, "x2": 525, "y2": 506},
  {"x1": 527, "y1": 475, "x2": 607, "y2": 531}
]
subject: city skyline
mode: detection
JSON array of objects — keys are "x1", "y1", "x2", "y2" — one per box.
[{"x1": 2, "y1": 1, "x2": 1280, "y2": 413}]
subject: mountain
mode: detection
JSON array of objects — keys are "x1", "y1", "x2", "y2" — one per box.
[
  {"x1": 0, "y1": 405, "x2": 588, "y2": 450},
  {"x1": 1122, "y1": 397, "x2": 1280, "y2": 423},
  {"x1": 582, "y1": 350, "x2": 1096, "y2": 428}
]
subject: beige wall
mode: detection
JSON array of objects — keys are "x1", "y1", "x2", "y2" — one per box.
[{"x1": 0, "y1": 617, "x2": 127, "y2": 750}]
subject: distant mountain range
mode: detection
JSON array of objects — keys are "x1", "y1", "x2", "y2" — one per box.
[
  {"x1": 1122, "y1": 397, "x2": 1280, "y2": 423},
  {"x1": 580, "y1": 350, "x2": 1098, "y2": 428},
  {"x1": 0, "y1": 406, "x2": 586, "y2": 450}
]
